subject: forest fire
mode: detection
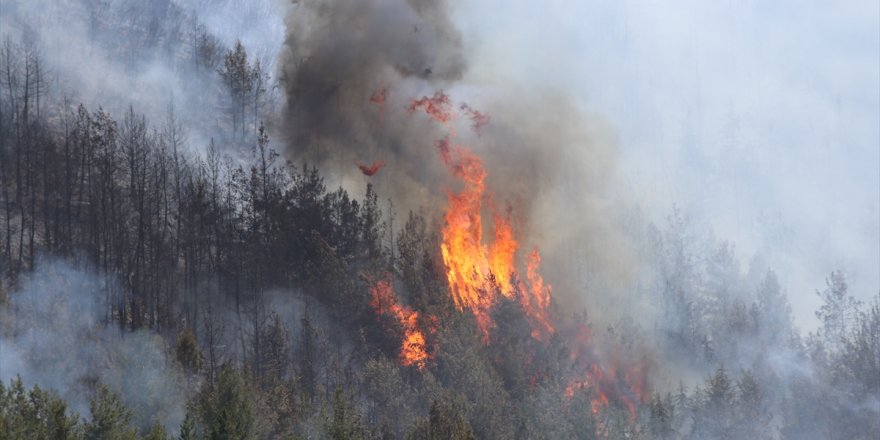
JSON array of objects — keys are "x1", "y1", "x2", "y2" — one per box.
[
  {"x1": 524, "y1": 249, "x2": 554, "y2": 339},
  {"x1": 404, "y1": 90, "x2": 647, "y2": 431},
  {"x1": 369, "y1": 276, "x2": 433, "y2": 369},
  {"x1": 408, "y1": 91, "x2": 455, "y2": 124},
  {"x1": 0, "y1": 0, "x2": 871, "y2": 438},
  {"x1": 408, "y1": 92, "x2": 556, "y2": 342},
  {"x1": 564, "y1": 364, "x2": 643, "y2": 420},
  {"x1": 563, "y1": 324, "x2": 648, "y2": 421}
]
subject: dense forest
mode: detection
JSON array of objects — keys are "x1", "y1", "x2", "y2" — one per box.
[{"x1": 1, "y1": 0, "x2": 878, "y2": 439}]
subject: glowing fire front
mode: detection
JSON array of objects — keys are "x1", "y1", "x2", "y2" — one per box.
[
  {"x1": 409, "y1": 92, "x2": 556, "y2": 342},
  {"x1": 369, "y1": 277, "x2": 434, "y2": 369}
]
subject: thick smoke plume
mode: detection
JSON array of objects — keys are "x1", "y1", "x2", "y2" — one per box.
[
  {"x1": 279, "y1": 0, "x2": 464, "y2": 208},
  {"x1": 279, "y1": 0, "x2": 633, "y2": 310}
]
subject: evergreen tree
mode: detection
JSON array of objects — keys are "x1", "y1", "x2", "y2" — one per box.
[
  {"x1": 142, "y1": 422, "x2": 170, "y2": 440},
  {"x1": 648, "y1": 393, "x2": 675, "y2": 440},
  {"x1": 201, "y1": 366, "x2": 256, "y2": 440},
  {"x1": 85, "y1": 385, "x2": 137, "y2": 440},
  {"x1": 0, "y1": 378, "x2": 81, "y2": 440},
  {"x1": 218, "y1": 40, "x2": 258, "y2": 136},
  {"x1": 409, "y1": 395, "x2": 476, "y2": 440},
  {"x1": 734, "y1": 370, "x2": 770, "y2": 440},
  {"x1": 178, "y1": 409, "x2": 199, "y2": 440},
  {"x1": 816, "y1": 271, "x2": 861, "y2": 351},
  {"x1": 326, "y1": 388, "x2": 367, "y2": 440},
  {"x1": 176, "y1": 328, "x2": 203, "y2": 375}
]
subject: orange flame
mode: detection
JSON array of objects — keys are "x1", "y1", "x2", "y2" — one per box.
[
  {"x1": 436, "y1": 136, "x2": 498, "y2": 339},
  {"x1": 408, "y1": 91, "x2": 455, "y2": 124},
  {"x1": 409, "y1": 95, "x2": 556, "y2": 342},
  {"x1": 565, "y1": 364, "x2": 639, "y2": 419},
  {"x1": 563, "y1": 324, "x2": 649, "y2": 422},
  {"x1": 523, "y1": 248, "x2": 554, "y2": 340},
  {"x1": 369, "y1": 277, "x2": 432, "y2": 369}
]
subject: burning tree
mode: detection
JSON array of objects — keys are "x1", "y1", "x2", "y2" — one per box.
[{"x1": 369, "y1": 275, "x2": 435, "y2": 369}]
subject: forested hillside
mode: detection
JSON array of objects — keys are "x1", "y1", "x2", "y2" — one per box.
[{"x1": 0, "y1": 0, "x2": 878, "y2": 439}]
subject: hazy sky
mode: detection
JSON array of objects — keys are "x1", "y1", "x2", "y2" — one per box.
[
  {"x1": 149, "y1": 0, "x2": 880, "y2": 330},
  {"x1": 450, "y1": 0, "x2": 880, "y2": 329}
]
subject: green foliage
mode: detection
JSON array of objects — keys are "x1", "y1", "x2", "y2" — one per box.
[
  {"x1": 86, "y1": 385, "x2": 137, "y2": 440},
  {"x1": 176, "y1": 328, "x2": 203, "y2": 374},
  {"x1": 409, "y1": 394, "x2": 475, "y2": 440},
  {"x1": 178, "y1": 409, "x2": 200, "y2": 440},
  {"x1": 0, "y1": 377, "x2": 81, "y2": 440},
  {"x1": 488, "y1": 296, "x2": 536, "y2": 400},
  {"x1": 362, "y1": 357, "x2": 416, "y2": 438},
  {"x1": 142, "y1": 422, "x2": 170, "y2": 440},
  {"x1": 257, "y1": 312, "x2": 290, "y2": 387},
  {"x1": 200, "y1": 366, "x2": 256, "y2": 440},
  {"x1": 326, "y1": 388, "x2": 367, "y2": 440},
  {"x1": 434, "y1": 313, "x2": 515, "y2": 439}
]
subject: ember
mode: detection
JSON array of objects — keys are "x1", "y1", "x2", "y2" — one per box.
[{"x1": 357, "y1": 161, "x2": 386, "y2": 176}]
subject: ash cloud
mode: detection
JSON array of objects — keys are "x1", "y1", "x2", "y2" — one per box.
[{"x1": 278, "y1": 0, "x2": 466, "y2": 208}]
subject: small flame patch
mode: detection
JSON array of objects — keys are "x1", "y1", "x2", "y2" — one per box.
[{"x1": 369, "y1": 275, "x2": 433, "y2": 369}]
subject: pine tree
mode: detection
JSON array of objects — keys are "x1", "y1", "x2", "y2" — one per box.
[
  {"x1": 201, "y1": 366, "x2": 255, "y2": 440},
  {"x1": 0, "y1": 378, "x2": 81, "y2": 440},
  {"x1": 648, "y1": 393, "x2": 675, "y2": 440},
  {"x1": 85, "y1": 385, "x2": 137, "y2": 440},
  {"x1": 409, "y1": 395, "x2": 476, "y2": 440},
  {"x1": 734, "y1": 370, "x2": 770, "y2": 440},
  {"x1": 178, "y1": 409, "x2": 199, "y2": 440},
  {"x1": 327, "y1": 388, "x2": 367, "y2": 440},
  {"x1": 816, "y1": 271, "x2": 861, "y2": 352},
  {"x1": 218, "y1": 40, "x2": 257, "y2": 136},
  {"x1": 143, "y1": 422, "x2": 170, "y2": 440},
  {"x1": 176, "y1": 328, "x2": 203, "y2": 375}
]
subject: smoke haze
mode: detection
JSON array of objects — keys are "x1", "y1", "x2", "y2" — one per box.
[
  {"x1": 278, "y1": 0, "x2": 633, "y2": 312},
  {"x1": 0, "y1": 0, "x2": 877, "y2": 437},
  {"x1": 0, "y1": 260, "x2": 189, "y2": 431}
]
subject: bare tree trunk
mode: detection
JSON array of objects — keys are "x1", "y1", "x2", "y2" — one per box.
[{"x1": 1, "y1": 37, "x2": 19, "y2": 273}]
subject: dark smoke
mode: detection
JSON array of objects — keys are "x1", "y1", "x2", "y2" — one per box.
[
  {"x1": 277, "y1": 0, "x2": 477, "y2": 221},
  {"x1": 279, "y1": 0, "x2": 465, "y2": 165},
  {"x1": 278, "y1": 0, "x2": 633, "y2": 309}
]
